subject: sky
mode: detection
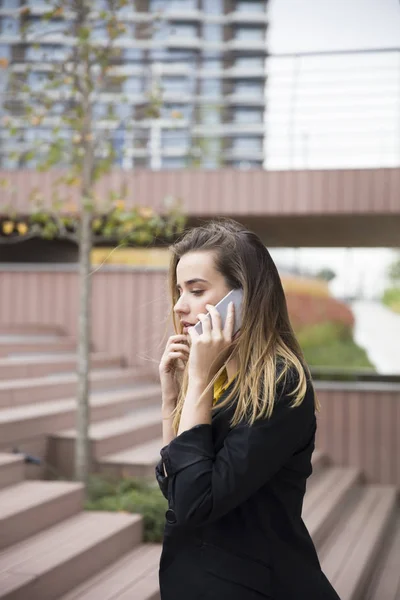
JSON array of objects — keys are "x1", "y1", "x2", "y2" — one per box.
[
  {"x1": 266, "y1": 0, "x2": 400, "y2": 299},
  {"x1": 268, "y1": 0, "x2": 400, "y2": 53}
]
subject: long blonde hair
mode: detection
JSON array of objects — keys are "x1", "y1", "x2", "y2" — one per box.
[{"x1": 167, "y1": 218, "x2": 320, "y2": 435}]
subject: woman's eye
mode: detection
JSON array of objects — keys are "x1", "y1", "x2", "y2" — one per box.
[{"x1": 191, "y1": 290, "x2": 204, "y2": 296}]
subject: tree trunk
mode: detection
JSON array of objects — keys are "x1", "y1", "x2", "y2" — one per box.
[{"x1": 75, "y1": 208, "x2": 92, "y2": 486}]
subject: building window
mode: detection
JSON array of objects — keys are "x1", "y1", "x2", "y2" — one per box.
[
  {"x1": 0, "y1": 43, "x2": 10, "y2": 59},
  {"x1": 230, "y1": 159, "x2": 262, "y2": 168},
  {"x1": 0, "y1": 17, "x2": 19, "y2": 35},
  {"x1": 201, "y1": 138, "x2": 221, "y2": 168},
  {"x1": 168, "y1": 49, "x2": 196, "y2": 65},
  {"x1": 124, "y1": 48, "x2": 144, "y2": 63},
  {"x1": 162, "y1": 103, "x2": 193, "y2": 120},
  {"x1": 150, "y1": 48, "x2": 170, "y2": 62},
  {"x1": 162, "y1": 76, "x2": 190, "y2": 94},
  {"x1": 234, "y1": 80, "x2": 264, "y2": 96},
  {"x1": 25, "y1": 127, "x2": 53, "y2": 143},
  {"x1": 153, "y1": 21, "x2": 170, "y2": 40},
  {"x1": 235, "y1": 26, "x2": 265, "y2": 41},
  {"x1": 201, "y1": 78, "x2": 221, "y2": 98},
  {"x1": 202, "y1": 51, "x2": 223, "y2": 70},
  {"x1": 202, "y1": 0, "x2": 223, "y2": 14},
  {"x1": 150, "y1": 0, "x2": 197, "y2": 11},
  {"x1": 49, "y1": 102, "x2": 66, "y2": 115},
  {"x1": 25, "y1": 45, "x2": 68, "y2": 62},
  {"x1": 233, "y1": 107, "x2": 263, "y2": 123},
  {"x1": 1, "y1": 0, "x2": 19, "y2": 8},
  {"x1": 123, "y1": 76, "x2": 143, "y2": 94},
  {"x1": 203, "y1": 24, "x2": 222, "y2": 42},
  {"x1": 161, "y1": 157, "x2": 186, "y2": 169},
  {"x1": 234, "y1": 56, "x2": 264, "y2": 69},
  {"x1": 232, "y1": 136, "x2": 262, "y2": 151},
  {"x1": 235, "y1": 1, "x2": 265, "y2": 12},
  {"x1": 162, "y1": 129, "x2": 190, "y2": 149},
  {"x1": 27, "y1": 71, "x2": 47, "y2": 91},
  {"x1": 200, "y1": 106, "x2": 221, "y2": 125},
  {"x1": 169, "y1": 23, "x2": 198, "y2": 38}
]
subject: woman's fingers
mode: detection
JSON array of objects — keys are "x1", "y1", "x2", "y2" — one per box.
[
  {"x1": 205, "y1": 304, "x2": 223, "y2": 336},
  {"x1": 168, "y1": 334, "x2": 188, "y2": 346},
  {"x1": 168, "y1": 351, "x2": 189, "y2": 360},
  {"x1": 223, "y1": 301, "x2": 235, "y2": 341},
  {"x1": 169, "y1": 343, "x2": 190, "y2": 354},
  {"x1": 197, "y1": 311, "x2": 212, "y2": 337}
]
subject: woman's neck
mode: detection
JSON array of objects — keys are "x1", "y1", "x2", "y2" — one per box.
[{"x1": 226, "y1": 355, "x2": 239, "y2": 381}]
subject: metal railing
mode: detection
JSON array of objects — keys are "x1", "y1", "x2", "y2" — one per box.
[{"x1": 265, "y1": 47, "x2": 400, "y2": 170}]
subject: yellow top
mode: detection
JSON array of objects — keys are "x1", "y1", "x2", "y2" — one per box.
[{"x1": 213, "y1": 368, "x2": 237, "y2": 406}]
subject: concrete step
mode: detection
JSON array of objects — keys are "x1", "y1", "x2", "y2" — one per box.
[
  {"x1": 0, "y1": 453, "x2": 24, "y2": 490},
  {"x1": 0, "y1": 511, "x2": 143, "y2": 600},
  {"x1": 364, "y1": 510, "x2": 400, "y2": 600},
  {"x1": 319, "y1": 485, "x2": 398, "y2": 600},
  {"x1": 0, "y1": 384, "x2": 161, "y2": 447},
  {"x1": 0, "y1": 480, "x2": 83, "y2": 549},
  {"x1": 0, "y1": 368, "x2": 150, "y2": 408},
  {"x1": 49, "y1": 407, "x2": 162, "y2": 479},
  {"x1": 303, "y1": 466, "x2": 362, "y2": 548},
  {"x1": 59, "y1": 543, "x2": 161, "y2": 600},
  {"x1": 0, "y1": 353, "x2": 124, "y2": 380},
  {"x1": 0, "y1": 338, "x2": 77, "y2": 358},
  {"x1": 98, "y1": 438, "x2": 164, "y2": 479}
]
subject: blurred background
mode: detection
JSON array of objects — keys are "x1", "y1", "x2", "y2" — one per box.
[{"x1": 0, "y1": 1, "x2": 399, "y2": 599}]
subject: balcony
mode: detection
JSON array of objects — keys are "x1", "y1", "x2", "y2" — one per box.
[
  {"x1": 193, "y1": 123, "x2": 265, "y2": 136},
  {"x1": 227, "y1": 11, "x2": 268, "y2": 25},
  {"x1": 223, "y1": 147, "x2": 264, "y2": 161},
  {"x1": 225, "y1": 92, "x2": 265, "y2": 106},
  {"x1": 228, "y1": 38, "x2": 267, "y2": 53},
  {"x1": 224, "y1": 66, "x2": 266, "y2": 79}
]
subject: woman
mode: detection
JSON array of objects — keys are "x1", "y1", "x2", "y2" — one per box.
[{"x1": 155, "y1": 219, "x2": 341, "y2": 600}]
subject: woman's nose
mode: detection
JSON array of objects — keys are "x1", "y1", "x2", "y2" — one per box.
[{"x1": 174, "y1": 296, "x2": 189, "y2": 315}]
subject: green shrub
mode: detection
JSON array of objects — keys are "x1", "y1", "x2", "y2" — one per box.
[
  {"x1": 85, "y1": 474, "x2": 167, "y2": 543},
  {"x1": 382, "y1": 287, "x2": 400, "y2": 314},
  {"x1": 297, "y1": 321, "x2": 374, "y2": 370}
]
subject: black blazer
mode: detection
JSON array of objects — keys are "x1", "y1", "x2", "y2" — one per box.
[{"x1": 155, "y1": 371, "x2": 341, "y2": 600}]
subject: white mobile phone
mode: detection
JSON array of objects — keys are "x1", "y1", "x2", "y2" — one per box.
[{"x1": 194, "y1": 288, "x2": 244, "y2": 336}]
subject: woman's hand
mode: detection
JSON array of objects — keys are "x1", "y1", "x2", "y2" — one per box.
[
  {"x1": 187, "y1": 302, "x2": 235, "y2": 384},
  {"x1": 159, "y1": 334, "x2": 190, "y2": 409}
]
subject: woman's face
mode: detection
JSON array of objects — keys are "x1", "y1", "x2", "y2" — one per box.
[{"x1": 174, "y1": 250, "x2": 231, "y2": 333}]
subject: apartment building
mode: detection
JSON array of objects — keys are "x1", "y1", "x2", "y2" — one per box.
[{"x1": 0, "y1": 0, "x2": 268, "y2": 169}]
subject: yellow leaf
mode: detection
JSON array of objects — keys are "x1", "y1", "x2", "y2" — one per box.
[
  {"x1": 114, "y1": 200, "x2": 125, "y2": 210},
  {"x1": 137, "y1": 206, "x2": 155, "y2": 219},
  {"x1": 64, "y1": 202, "x2": 78, "y2": 213},
  {"x1": 92, "y1": 218, "x2": 102, "y2": 232},
  {"x1": 122, "y1": 222, "x2": 133, "y2": 233},
  {"x1": 17, "y1": 222, "x2": 28, "y2": 235},
  {"x1": 2, "y1": 221, "x2": 14, "y2": 235}
]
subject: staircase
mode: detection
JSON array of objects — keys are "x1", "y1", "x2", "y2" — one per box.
[
  {"x1": 0, "y1": 326, "x2": 162, "y2": 600},
  {"x1": 0, "y1": 325, "x2": 398, "y2": 599}
]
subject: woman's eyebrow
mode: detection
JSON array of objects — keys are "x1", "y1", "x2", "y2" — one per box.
[{"x1": 177, "y1": 278, "x2": 209, "y2": 288}]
